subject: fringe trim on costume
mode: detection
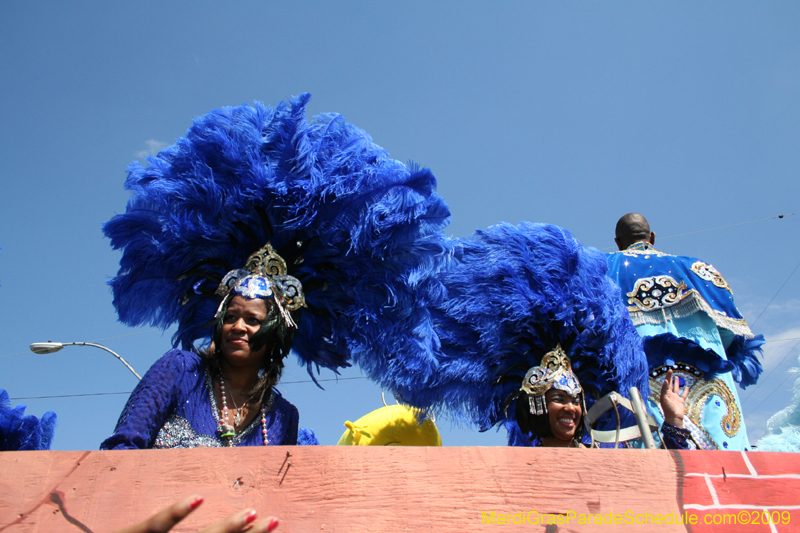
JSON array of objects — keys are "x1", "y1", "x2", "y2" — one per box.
[{"x1": 628, "y1": 290, "x2": 753, "y2": 338}]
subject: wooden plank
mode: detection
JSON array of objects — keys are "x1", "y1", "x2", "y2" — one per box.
[{"x1": 1, "y1": 448, "x2": 797, "y2": 532}]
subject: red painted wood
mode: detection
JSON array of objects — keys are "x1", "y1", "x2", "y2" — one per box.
[
  {"x1": 710, "y1": 478, "x2": 800, "y2": 507},
  {"x1": 673, "y1": 449, "x2": 752, "y2": 476},
  {"x1": 745, "y1": 451, "x2": 800, "y2": 477},
  {"x1": 687, "y1": 510, "x2": 775, "y2": 533},
  {"x1": 1, "y1": 448, "x2": 798, "y2": 533}
]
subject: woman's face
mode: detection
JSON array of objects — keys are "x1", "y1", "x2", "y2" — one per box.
[
  {"x1": 220, "y1": 296, "x2": 268, "y2": 370},
  {"x1": 545, "y1": 388, "x2": 582, "y2": 443}
]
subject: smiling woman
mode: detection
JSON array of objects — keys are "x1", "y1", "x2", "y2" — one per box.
[
  {"x1": 511, "y1": 346, "x2": 691, "y2": 449},
  {"x1": 543, "y1": 389, "x2": 582, "y2": 447}
]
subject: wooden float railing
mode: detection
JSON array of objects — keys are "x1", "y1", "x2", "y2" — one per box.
[{"x1": 1, "y1": 447, "x2": 799, "y2": 532}]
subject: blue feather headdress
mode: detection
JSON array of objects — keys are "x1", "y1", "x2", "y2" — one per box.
[
  {"x1": 104, "y1": 94, "x2": 452, "y2": 381},
  {"x1": 395, "y1": 222, "x2": 648, "y2": 434},
  {"x1": 0, "y1": 389, "x2": 57, "y2": 451},
  {"x1": 642, "y1": 333, "x2": 735, "y2": 381}
]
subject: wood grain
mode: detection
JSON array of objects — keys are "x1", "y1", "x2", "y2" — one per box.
[{"x1": 2, "y1": 448, "x2": 798, "y2": 532}]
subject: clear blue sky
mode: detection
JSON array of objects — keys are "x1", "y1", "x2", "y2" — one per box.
[{"x1": 1, "y1": 2, "x2": 799, "y2": 450}]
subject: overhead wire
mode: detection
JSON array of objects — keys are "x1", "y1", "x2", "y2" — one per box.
[
  {"x1": 741, "y1": 338, "x2": 800, "y2": 408},
  {"x1": 657, "y1": 212, "x2": 796, "y2": 242},
  {"x1": 7, "y1": 212, "x2": 799, "y2": 413},
  {"x1": 750, "y1": 257, "x2": 800, "y2": 328},
  {"x1": 9, "y1": 376, "x2": 370, "y2": 401},
  {"x1": 743, "y1": 339, "x2": 800, "y2": 421},
  {"x1": 598, "y1": 212, "x2": 796, "y2": 251}
]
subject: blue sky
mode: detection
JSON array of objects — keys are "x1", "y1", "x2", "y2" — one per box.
[{"x1": 1, "y1": 2, "x2": 799, "y2": 450}]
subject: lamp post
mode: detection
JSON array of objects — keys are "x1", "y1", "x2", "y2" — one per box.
[{"x1": 30, "y1": 342, "x2": 142, "y2": 380}]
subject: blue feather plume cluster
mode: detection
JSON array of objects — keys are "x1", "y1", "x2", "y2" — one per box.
[
  {"x1": 642, "y1": 333, "x2": 735, "y2": 380},
  {"x1": 297, "y1": 427, "x2": 320, "y2": 445},
  {"x1": 0, "y1": 389, "x2": 57, "y2": 451},
  {"x1": 393, "y1": 222, "x2": 648, "y2": 431},
  {"x1": 725, "y1": 334, "x2": 765, "y2": 389},
  {"x1": 104, "y1": 94, "x2": 452, "y2": 381}
]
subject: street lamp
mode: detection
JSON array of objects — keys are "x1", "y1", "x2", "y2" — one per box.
[{"x1": 29, "y1": 341, "x2": 142, "y2": 380}]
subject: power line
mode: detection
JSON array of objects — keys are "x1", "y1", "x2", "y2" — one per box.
[
  {"x1": 9, "y1": 376, "x2": 369, "y2": 401},
  {"x1": 750, "y1": 257, "x2": 800, "y2": 328},
  {"x1": 658, "y1": 213, "x2": 796, "y2": 242},
  {"x1": 598, "y1": 212, "x2": 796, "y2": 251},
  {"x1": 744, "y1": 342, "x2": 800, "y2": 424},
  {"x1": 741, "y1": 338, "x2": 800, "y2": 408},
  {"x1": 11, "y1": 391, "x2": 132, "y2": 400}
]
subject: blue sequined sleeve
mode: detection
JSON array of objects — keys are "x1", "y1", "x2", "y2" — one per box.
[
  {"x1": 661, "y1": 423, "x2": 691, "y2": 450},
  {"x1": 276, "y1": 394, "x2": 299, "y2": 445},
  {"x1": 100, "y1": 350, "x2": 189, "y2": 450}
]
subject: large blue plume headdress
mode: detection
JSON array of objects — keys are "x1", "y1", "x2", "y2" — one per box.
[
  {"x1": 0, "y1": 390, "x2": 57, "y2": 451},
  {"x1": 104, "y1": 93, "x2": 452, "y2": 380},
  {"x1": 395, "y1": 222, "x2": 648, "y2": 433}
]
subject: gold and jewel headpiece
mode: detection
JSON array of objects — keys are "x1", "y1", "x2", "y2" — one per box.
[
  {"x1": 214, "y1": 243, "x2": 305, "y2": 328},
  {"x1": 520, "y1": 346, "x2": 582, "y2": 415}
]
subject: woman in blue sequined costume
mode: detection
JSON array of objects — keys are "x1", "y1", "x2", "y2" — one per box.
[
  {"x1": 506, "y1": 347, "x2": 691, "y2": 449},
  {"x1": 102, "y1": 245, "x2": 303, "y2": 449},
  {"x1": 99, "y1": 95, "x2": 453, "y2": 449}
]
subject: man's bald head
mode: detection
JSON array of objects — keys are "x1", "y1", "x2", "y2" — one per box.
[{"x1": 615, "y1": 213, "x2": 655, "y2": 251}]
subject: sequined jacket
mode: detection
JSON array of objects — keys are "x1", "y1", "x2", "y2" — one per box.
[{"x1": 100, "y1": 350, "x2": 298, "y2": 449}]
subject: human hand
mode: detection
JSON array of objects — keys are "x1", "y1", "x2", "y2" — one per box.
[
  {"x1": 660, "y1": 369, "x2": 690, "y2": 428},
  {"x1": 111, "y1": 494, "x2": 279, "y2": 533}
]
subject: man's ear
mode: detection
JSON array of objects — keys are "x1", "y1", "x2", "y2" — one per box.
[
  {"x1": 649, "y1": 232, "x2": 656, "y2": 245},
  {"x1": 614, "y1": 237, "x2": 623, "y2": 251}
]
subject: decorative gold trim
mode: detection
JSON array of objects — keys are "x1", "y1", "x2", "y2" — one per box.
[
  {"x1": 626, "y1": 285, "x2": 752, "y2": 337},
  {"x1": 649, "y1": 365, "x2": 741, "y2": 448},
  {"x1": 691, "y1": 261, "x2": 733, "y2": 294},
  {"x1": 687, "y1": 379, "x2": 741, "y2": 438},
  {"x1": 626, "y1": 275, "x2": 689, "y2": 312}
]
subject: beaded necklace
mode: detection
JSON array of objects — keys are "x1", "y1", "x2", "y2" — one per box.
[{"x1": 218, "y1": 376, "x2": 269, "y2": 445}]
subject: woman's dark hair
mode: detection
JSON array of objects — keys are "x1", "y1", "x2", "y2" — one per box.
[
  {"x1": 515, "y1": 392, "x2": 586, "y2": 443},
  {"x1": 201, "y1": 296, "x2": 299, "y2": 406}
]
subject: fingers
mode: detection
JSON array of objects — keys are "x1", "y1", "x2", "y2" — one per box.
[
  {"x1": 252, "y1": 517, "x2": 280, "y2": 533},
  {"x1": 199, "y1": 509, "x2": 279, "y2": 533},
  {"x1": 660, "y1": 370, "x2": 673, "y2": 397},
  {"x1": 112, "y1": 495, "x2": 203, "y2": 533},
  {"x1": 672, "y1": 373, "x2": 689, "y2": 400},
  {"x1": 670, "y1": 373, "x2": 681, "y2": 395}
]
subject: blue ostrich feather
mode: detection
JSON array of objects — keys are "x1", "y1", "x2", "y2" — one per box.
[
  {"x1": 0, "y1": 389, "x2": 57, "y2": 451},
  {"x1": 642, "y1": 333, "x2": 734, "y2": 380},
  {"x1": 725, "y1": 334, "x2": 765, "y2": 389},
  {"x1": 297, "y1": 427, "x2": 320, "y2": 445},
  {"x1": 393, "y1": 222, "x2": 648, "y2": 431},
  {"x1": 104, "y1": 94, "x2": 453, "y2": 381}
]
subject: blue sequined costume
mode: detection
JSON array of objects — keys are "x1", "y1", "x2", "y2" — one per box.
[
  {"x1": 606, "y1": 242, "x2": 764, "y2": 450},
  {"x1": 100, "y1": 350, "x2": 298, "y2": 449}
]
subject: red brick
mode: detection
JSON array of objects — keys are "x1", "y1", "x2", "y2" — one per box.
[
  {"x1": 710, "y1": 477, "x2": 800, "y2": 507},
  {"x1": 746, "y1": 451, "x2": 800, "y2": 476},
  {"x1": 673, "y1": 449, "x2": 752, "y2": 475},
  {"x1": 686, "y1": 509, "x2": 777, "y2": 533},
  {"x1": 680, "y1": 475, "x2": 719, "y2": 506}
]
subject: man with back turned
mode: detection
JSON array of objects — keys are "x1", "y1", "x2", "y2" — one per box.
[{"x1": 606, "y1": 213, "x2": 764, "y2": 450}]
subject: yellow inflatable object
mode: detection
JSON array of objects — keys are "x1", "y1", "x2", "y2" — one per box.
[{"x1": 337, "y1": 404, "x2": 442, "y2": 446}]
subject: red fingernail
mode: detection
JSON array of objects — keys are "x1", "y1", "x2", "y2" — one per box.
[
  {"x1": 267, "y1": 517, "x2": 280, "y2": 532},
  {"x1": 245, "y1": 510, "x2": 258, "y2": 525},
  {"x1": 190, "y1": 496, "x2": 204, "y2": 510}
]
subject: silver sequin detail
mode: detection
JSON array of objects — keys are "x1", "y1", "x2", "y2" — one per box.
[{"x1": 154, "y1": 415, "x2": 224, "y2": 449}]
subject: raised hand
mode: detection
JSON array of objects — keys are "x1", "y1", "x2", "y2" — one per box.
[{"x1": 660, "y1": 369, "x2": 690, "y2": 428}]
